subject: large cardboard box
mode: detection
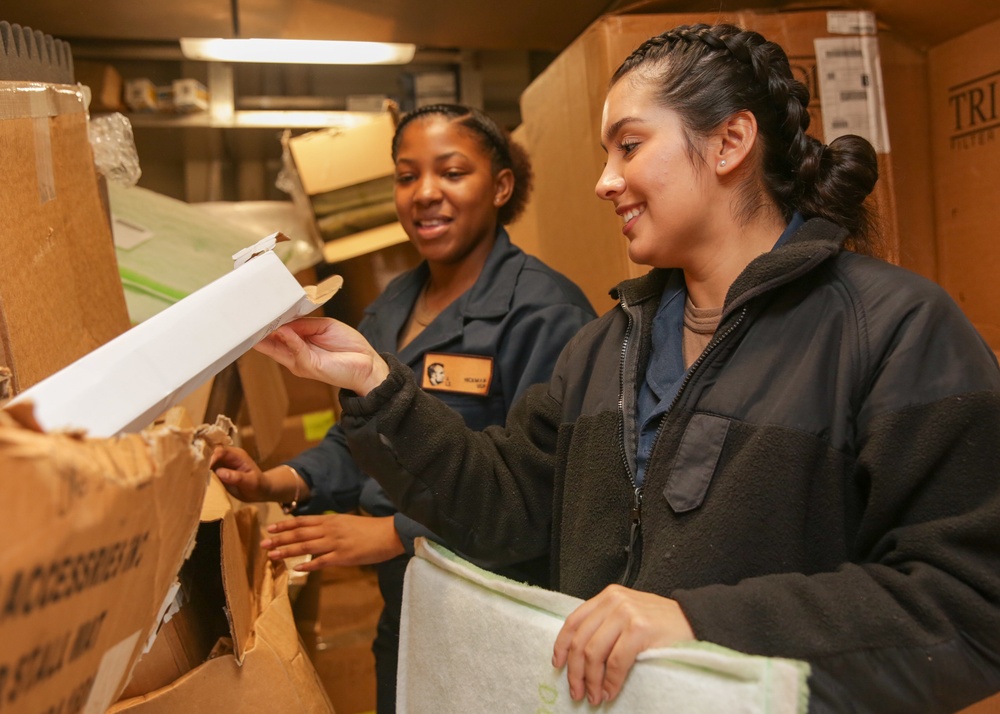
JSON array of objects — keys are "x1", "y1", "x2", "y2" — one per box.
[
  {"x1": 0, "y1": 81, "x2": 131, "y2": 395},
  {"x1": 515, "y1": 10, "x2": 925, "y2": 313},
  {"x1": 0, "y1": 405, "x2": 226, "y2": 714},
  {"x1": 928, "y1": 16, "x2": 1000, "y2": 347},
  {"x1": 109, "y1": 477, "x2": 335, "y2": 713}
]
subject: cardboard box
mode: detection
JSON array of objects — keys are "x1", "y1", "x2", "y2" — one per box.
[
  {"x1": 515, "y1": 10, "x2": 920, "y2": 313},
  {"x1": 10, "y1": 239, "x2": 343, "y2": 438},
  {"x1": 0, "y1": 405, "x2": 226, "y2": 714},
  {"x1": 172, "y1": 78, "x2": 209, "y2": 113},
  {"x1": 124, "y1": 78, "x2": 158, "y2": 112},
  {"x1": 929, "y1": 16, "x2": 1000, "y2": 346},
  {"x1": 110, "y1": 477, "x2": 335, "y2": 713},
  {"x1": 240, "y1": 409, "x2": 336, "y2": 470},
  {"x1": 289, "y1": 112, "x2": 396, "y2": 196},
  {"x1": 0, "y1": 81, "x2": 132, "y2": 394},
  {"x1": 284, "y1": 113, "x2": 409, "y2": 255}
]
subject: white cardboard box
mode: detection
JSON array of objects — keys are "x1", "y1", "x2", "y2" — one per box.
[{"x1": 12, "y1": 238, "x2": 342, "y2": 437}]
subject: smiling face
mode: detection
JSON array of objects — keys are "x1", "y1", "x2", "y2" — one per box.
[
  {"x1": 393, "y1": 115, "x2": 510, "y2": 266},
  {"x1": 596, "y1": 77, "x2": 717, "y2": 269}
]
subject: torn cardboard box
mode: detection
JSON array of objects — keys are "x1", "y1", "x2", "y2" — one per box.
[
  {"x1": 10, "y1": 236, "x2": 343, "y2": 438},
  {"x1": 0, "y1": 406, "x2": 228, "y2": 714},
  {"x1": 110, "y1": 476, "x2": 335, "y2": 714}
]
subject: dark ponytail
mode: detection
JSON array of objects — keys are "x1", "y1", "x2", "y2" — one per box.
[
  {"x1": 611, "y1": 24, "x2": 881, "y2": 255},
  {"x1": 391, "y1": 104, "x2": 533, "y2": 225}
]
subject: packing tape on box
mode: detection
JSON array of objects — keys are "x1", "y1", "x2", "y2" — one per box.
[{"x1": 0, "y1": 82, "x2": 86, "y2": 204}]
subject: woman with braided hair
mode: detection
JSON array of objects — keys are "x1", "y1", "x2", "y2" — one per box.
[{"x1": 246, "y1": 25, "x2": 1000, "y2": 712}]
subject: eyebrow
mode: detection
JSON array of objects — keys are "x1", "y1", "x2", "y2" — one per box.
[
  {"x1": 601, "y1": 116, "x2": 645, "y2": 150},
  {"x1": 395, "y1": 151, "x2": 469, "y2": 165}
]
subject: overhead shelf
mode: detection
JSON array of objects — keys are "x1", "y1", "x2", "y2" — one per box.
[{"x1": 124, "y1": 109, "x2": 382, "y2": 129}]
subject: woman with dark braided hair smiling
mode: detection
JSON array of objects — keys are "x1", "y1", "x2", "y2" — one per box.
[{"x1": 246, "y1": 25, "x2": 1000, "y2": 712}]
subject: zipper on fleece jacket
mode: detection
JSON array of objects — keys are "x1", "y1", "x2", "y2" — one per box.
[
  {"x1": 617, "y1": 301, "x2": 749, "y2": 588},
  {"x1": 616, "y1": 293, "x2": 642, "y2": 586}
]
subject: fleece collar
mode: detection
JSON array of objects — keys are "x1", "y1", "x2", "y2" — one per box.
[{"x1": 611, "y1": 217, "x2": 847, "y2": 315}]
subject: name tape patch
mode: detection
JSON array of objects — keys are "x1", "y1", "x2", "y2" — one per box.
[{"x1": 421, "y1": 353, "x2": 494, "y2": 396}]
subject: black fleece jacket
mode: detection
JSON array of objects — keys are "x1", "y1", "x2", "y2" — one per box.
[{"x1": 340, "y1": 218, "x2": 1000, "y2": 713}]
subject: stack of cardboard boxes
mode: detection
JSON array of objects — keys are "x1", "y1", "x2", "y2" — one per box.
[{"x1": 512, "y1": 7, "x2": 1000, "y2": 357}]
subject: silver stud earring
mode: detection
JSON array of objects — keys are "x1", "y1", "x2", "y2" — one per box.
[{"x1": 719, "y1": 160, "x2": 727, "y2": 168}]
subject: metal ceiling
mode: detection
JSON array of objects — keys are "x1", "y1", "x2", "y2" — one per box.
[
  {"x1": 1, "y1": 0, "x2": 997, "y2": 58},
  {"x1": 1, "y1": 0, "x2": 617, "y2": 52}
]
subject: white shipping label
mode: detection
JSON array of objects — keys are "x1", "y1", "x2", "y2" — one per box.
[
  {"x1": 814, "y1": 36, "x2": 891, "y2": 153},
  {"x1": 83, "y1": 630, "x2": 142, "y2": 713},
  {"x1": 826, "y1": 11, "x2": 877, "y2": 36}
]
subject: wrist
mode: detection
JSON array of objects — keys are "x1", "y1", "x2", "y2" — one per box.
[
  {"x1": 358, "y1": 356, "x2": 391, "y2": 397},
  {"x1": 266, "y1": 465, "x2": 309, "y2": 511}
]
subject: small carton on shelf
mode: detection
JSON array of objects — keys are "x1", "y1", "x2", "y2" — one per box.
[
  {"x1": 124, "y1": 78, "x2": 158, "y2": 112},
  {"x1": 173, "y1": 78, "x2": 209, "y2": 113}
]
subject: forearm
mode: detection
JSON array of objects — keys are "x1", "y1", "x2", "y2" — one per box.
[
  {"x1": 340, "y1": 354, "x2": 559, "y2": 564},
  {"x1": 262, "y1": 464, "x2": 311, "y2": 506}
]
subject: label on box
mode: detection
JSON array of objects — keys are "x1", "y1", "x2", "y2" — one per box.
[
  {"x1": 83, "y1": 630, "x2": 141, "y2": 713},
  {"x1": 301, "y1": 410, "x2": 336, "y2": 441},
  {"x1": 826, "y1": 11, "x2": 877, "y2": 36},
  {"x1": 112, "y1": 215, "x2": 154, "y2": 250},
  {"x1": 815, "y1": 36, "x2": 891, "y2": 152},
  {"x1": 945, "y1": 68, "x2": 1000, "y2": 152}
]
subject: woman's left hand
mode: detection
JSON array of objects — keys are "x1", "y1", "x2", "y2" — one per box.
[{"x1": 552, "y1": 584, "x2": 696, "y2": 705}]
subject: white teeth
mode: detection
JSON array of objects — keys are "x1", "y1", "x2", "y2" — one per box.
[
  {"x1": 622, "y1": 207, "x2": 643, "y2": 223},
  {"x1": 419, "y1": 218, "x2": 448, "y2": 227}
]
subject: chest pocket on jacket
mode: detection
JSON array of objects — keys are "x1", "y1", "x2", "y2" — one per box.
[{"x1": 664, "y1": 413, "x2": 731, "y2": 513}]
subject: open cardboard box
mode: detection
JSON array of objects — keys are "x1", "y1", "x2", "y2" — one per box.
[
  {"x1": 109, "y1": 477, "x2": 334, "y2": 713},
  {"x1": 0, "y1": 231, "x2": 344, "y2": 712},
  {"x1": 0, "y1": 405, "x2": 227, "y2": 714},
  {"x1": 282, "y1": 113, "x2": 411, "y2": 262}
]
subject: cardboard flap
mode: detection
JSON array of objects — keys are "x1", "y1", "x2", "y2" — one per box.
[
  {"x1": 218, "y1": 509, "x2": 256, "y2": 663},
  {"x1": 304, "y1": 274, "x2": 345, "y2": 305},
  {"x1": 199, "y1": 475, "x2": 264, "y2": 664},
  {"x1": 236, "y1": 350, "x2": 289, "y2": 463},
  {"x1": 0, "y1": 410, "x2": 220, "y2": 713}
]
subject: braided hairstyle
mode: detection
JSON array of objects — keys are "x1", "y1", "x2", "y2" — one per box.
[
  {"x1": 611, "y1": 24, "x2": 880, "y2": 254},
  {"x1": 391, "y1": 104, "x2": 533, "y2": 226}
]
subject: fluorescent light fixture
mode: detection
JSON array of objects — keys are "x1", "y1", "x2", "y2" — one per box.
[{"x1": 180, "y1": 38, "x2": 416, "y2": 65}]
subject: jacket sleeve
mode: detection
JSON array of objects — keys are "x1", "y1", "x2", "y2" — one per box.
[
  {"x1": 339, "y1": 353, "x2": 565, "y2": 566},
  {"x1": 672, "y1": 292, "x2": 1000, "y2": 713},
  {"x1": 499, "y1": 302, "x2": 595, "y2": 411},
  {"x1": 285, "y1": 422, "x2": 364, "y2": 515}
]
